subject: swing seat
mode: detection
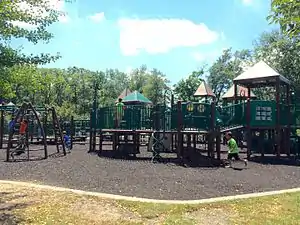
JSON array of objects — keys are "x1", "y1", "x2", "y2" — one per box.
[
  {"x1": 14, "y1": 150, "x2": 25, "y2": 156},
  {"x1": 15, "y1": 145, "x2": 25, "y2": 150}
]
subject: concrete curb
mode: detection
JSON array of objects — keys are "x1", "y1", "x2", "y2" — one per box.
[{"x1": 0, "y1": 180, "x2": 299, "y2": 204}]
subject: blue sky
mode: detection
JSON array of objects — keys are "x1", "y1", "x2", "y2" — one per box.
[{"x1": 13, "y1": 0, "x2": 276, "y2": 84}]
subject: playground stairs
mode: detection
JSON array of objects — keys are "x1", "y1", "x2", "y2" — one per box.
[{"x1": 49, "y1": 107, "x2": 66, "y2": 156}]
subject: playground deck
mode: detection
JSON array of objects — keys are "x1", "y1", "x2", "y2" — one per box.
[{"x1": 0, "y1": 144, "x2": 299, "y2": 200}]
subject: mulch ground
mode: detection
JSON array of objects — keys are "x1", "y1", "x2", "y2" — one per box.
[{"x1": 0, "y1": 143, "x2": 299, "y2": 200}]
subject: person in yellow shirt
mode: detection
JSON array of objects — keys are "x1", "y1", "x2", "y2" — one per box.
[
  {"x1": 115, "y1": 98, "x2": 125, "y2": 128},
  {"x1": 225, "y1": 132, "x2": 247, "y2": 168}
]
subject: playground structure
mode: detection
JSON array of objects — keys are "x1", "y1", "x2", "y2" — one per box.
[
  {"x1": 0, "y1": 61, "x2": 299, "y2": 164},
  {"x1": 0, "y1": 102, "x2": 67, "y2": 161},
  {"x1": 89, "y1": 61, "x2": 300, "y2": 165},
  {"x1": 0, "y1": 105, "x2": 89, "y2": 151}
]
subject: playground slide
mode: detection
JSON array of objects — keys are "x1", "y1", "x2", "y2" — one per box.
[
  {"x1": 220, "y1": 125, "x2": 245, "y2": 133},
  {"x1": 215, "y1": 106, "x2": 245, "y2": 133}
]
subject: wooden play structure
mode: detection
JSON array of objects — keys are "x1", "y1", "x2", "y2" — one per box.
[{"x1": 89, "y1": 61, "x2": 300, "y2": 165}]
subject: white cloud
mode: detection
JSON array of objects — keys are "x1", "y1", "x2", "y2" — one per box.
[
  {"x1": 11, "y1": 0, "x2": 69, "y2": 29},
  {"x1": 88, "y1": 12, "x2": 105, "y2": 23},
  {"x1": 241, "y1": 0, "x2": 253, "y2": 6},
  {"x1": 118, "y1": 18, "x2": 219, "y2": 56}
]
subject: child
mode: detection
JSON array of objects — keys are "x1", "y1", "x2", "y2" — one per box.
[
  {"x1": 225, "y1": 132, "x2": 247, "y2": 167},
  {"x1": 63, "y1": 131, "x2": 71, "y2": 152},
  {"x1": 19, "y1": 119, "x2": 28, "y2": 135},
  {"x1": 15, "y1": 119, "x2": 28, "y2": 155},
  {"x1": 8, "y1": 117, "x2": 15, "y2": 133},
  {"x1": 115, "y1": 98, "x2": 125, "y2": 127}
]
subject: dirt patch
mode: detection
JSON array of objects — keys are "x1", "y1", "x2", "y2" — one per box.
[
  {"x1": 0, "y1": 183, "x2": 144, "y2": 225},
  {"x1": 186, "y1": 208, "x2": 230, "y2": 225},
  {"x1": 69, "y1": 197, "x2": 142, "y2": 223}
]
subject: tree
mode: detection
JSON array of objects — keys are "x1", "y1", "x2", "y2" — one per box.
[
  {"x1": 9, "y1": 64, "x2": 42, "y2": 103},
  {"x1": 253, "y1": 30, "x2": 300, "y2": 89},
  {"x1": 173, "y1": 69, "x2": 204, "y2": 101},
  {"x1": 0, "y1": 62, "x2": 171, "y2": 118},
  {"x1": 268, "y1": 0, "x2": 300, "y2": 38},
  {"x1": 101, "y1": 69, "x2": 129, "y2": 106},
  {"x1": 207, "y1": 48, "x2": 252, "y2": 104},
  {"x1": 0, "y1": 0, "x2": 65, "y2": 99},
  {"x1": 128, "y1": 65, "x2": 149, "y2": 93},
  {"x1": 0, "y1": 0, "x2": 63, "y2": 66},
  {"x1": 143, "y1": 69, "x2": 170, "y2": 105}
]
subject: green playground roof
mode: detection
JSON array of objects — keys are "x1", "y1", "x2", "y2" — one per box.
[
  {"x1": 116, "y1": 88, "x2": 132, "y2": 102},
  {"x1": 0, "y1": 103, "x2": 16, "y2": 111},
  {"x1": 122, "y1": 91, "x2": 152, "y2": 104}
]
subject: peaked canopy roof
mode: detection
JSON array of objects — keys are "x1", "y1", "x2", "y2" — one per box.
[
  {"x1": 7, "y1": 102, "x2": 15, "y2": 106},
  {"x1": 222, "y1": 85, "x2": 256, "y2": 100},
  {"x1": 233, "y1": 60, "x2": 290, "y2": 86},
  {"x1": 122, "y1": 91, "x2": 152, "y2": 104},
  {"x1": 194, "y1": 81, "x2": 216, "y2": 98},
  {"x1": 116, "y1": 88, "x2": 132, "y2": 102}
]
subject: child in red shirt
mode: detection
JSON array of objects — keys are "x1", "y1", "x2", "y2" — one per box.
[
  {"x1": 15, "y1": 119, "x2": 28, "y2": 155},
  {"x1": 19, "y1": 119, "x2": 28, "y2": 135}
]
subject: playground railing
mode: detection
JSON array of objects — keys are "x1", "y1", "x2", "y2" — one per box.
[
  {"x1": 94, "y1": 102, "x2": 214, "y2": 131},
  {"x1": 0, "y1": 105, "x2": 16, "y2": 111},
  {"x1": 180, "y1": 102, "x2": 212, "y2": 130},
  {"x1": 96, "y1": 105, "x2": 154, "y2": 130},
  {"x1": 73, "y1": 120, "x2": 90, "y2": 136}
]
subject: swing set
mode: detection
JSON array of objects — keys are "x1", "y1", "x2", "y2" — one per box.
[{"x1": 6, "y1": 102, "x2": 67, "y2": 162}]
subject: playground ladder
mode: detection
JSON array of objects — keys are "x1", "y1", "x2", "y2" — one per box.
[{"x1": 49, "y1": 107, "x2": 66, "y2": 156}]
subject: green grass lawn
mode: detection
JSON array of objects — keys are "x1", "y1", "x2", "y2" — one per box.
[{"x1": 0, "y1": 182, "x2": 299, "y2": 225}]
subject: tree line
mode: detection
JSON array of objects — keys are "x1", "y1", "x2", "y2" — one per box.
[
  {"x1": 0, "y1": 0, "x2": 299, "y2": 119},
  {"x1": 1, "y1": 65, "x2": 170, "y2": 119}
]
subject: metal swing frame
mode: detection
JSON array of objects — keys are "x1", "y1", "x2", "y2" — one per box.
[{"x1": 6, "y1": 102, "x2": 47, "y2": 162}]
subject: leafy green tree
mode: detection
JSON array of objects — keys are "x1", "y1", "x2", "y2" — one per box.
[
  {"x1": 253, "y1": 30, "x2": 300, "y2": 89},
  {"x1": 0, "y1": 0, "x2": 63, "y2": 65},
  {"x1": 173, "y1": 69, "x2": 204, "y2": 101},
  {"x1": 56, "y1": 101, "x2": 76, "y2": 120},
  {"x1": 101, "y1": 69, "x2": 129, "y2": 106},
  {"x1": 6, "y1": 65, "x2": 42, "y2": 103},
  {"x1": 207, "y1": 48, "x2": 252, "y2": 104},
  {"x1": 268, "y1": 0, "x2": 300, "y2": 38},
  {"x1": 0, "y1": 0, "x2": 65, "y2": 99},
  {"x1": 143, "y1": 69, "x2": 170, "y2": 105},
  {"x1": 128, "y1": 65, "x2": 149, "y2": 93},
  {"x1": 0, "y1": 67, "x2": 15, "y2": 99}
]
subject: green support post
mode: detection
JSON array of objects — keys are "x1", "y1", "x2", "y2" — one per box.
[
  {"x1": 70, "y1": 116, "x2": 74, "y2": 149},
  {"x1": 0, "y1": 110, "x2": 4, "y2": 149}
]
